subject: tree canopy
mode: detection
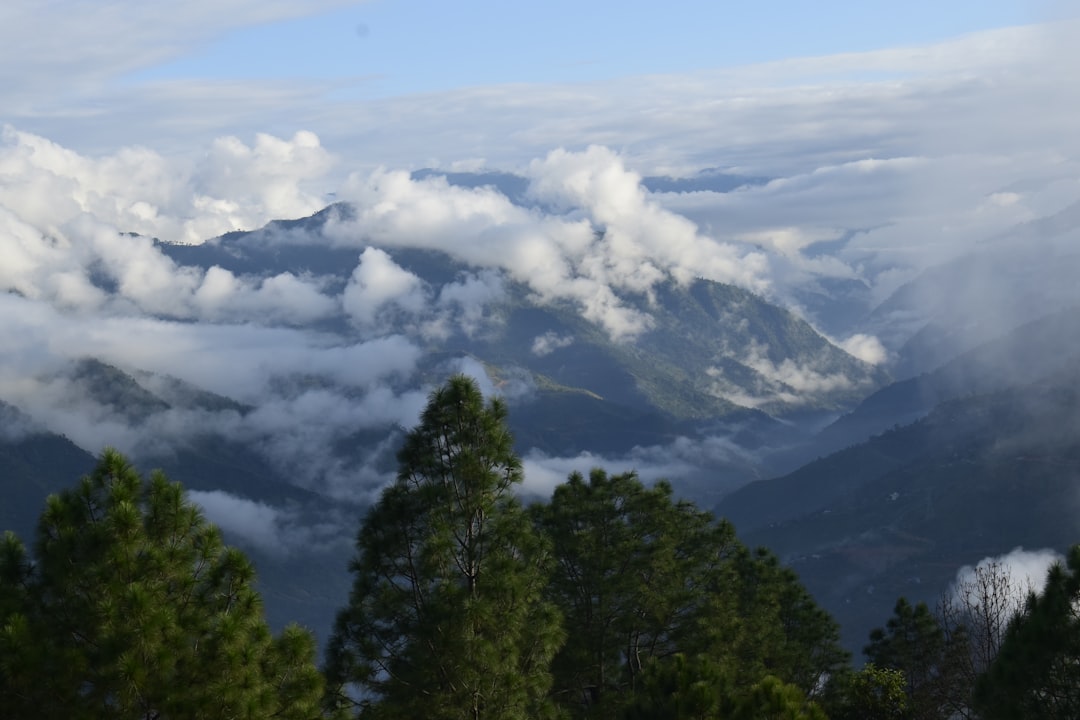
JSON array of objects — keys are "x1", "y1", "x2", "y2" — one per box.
[
  {"x1": 0, "y1": 448, "x2": 323, "y2": 720},
  {"x1": 324, "y1": 375, "x2": 563, "y2": 720},
  {"x1": 533, "y1": 466, "x2": 846, "y2": 718}
]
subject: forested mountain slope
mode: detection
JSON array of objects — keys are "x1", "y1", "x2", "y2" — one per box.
[{"x1": 720, "y1": 364, "x2": 1080, "y2": 649}]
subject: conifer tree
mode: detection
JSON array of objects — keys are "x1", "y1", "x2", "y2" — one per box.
[
  {"x1": 533, "y1": 468, "x2": 742, "y2": 716},
  {"x1": 865, "y1": 597, "x2": 951, "y2": 720},
  {"x1": 325, "y1": 375, "x2": 563, "y2": 720},
  {"x1": 974, "y1": 545, "x2": 1080, "y2": 720},
  {"x1": 730, "y1": 547, "x2": 849, "y2": 697},
  {"x1": 0, "y1": 449, "x2": 324, "y2": 719},
  {"x1": 535, "y1": 468, "x2": 846, "y2": 718}
]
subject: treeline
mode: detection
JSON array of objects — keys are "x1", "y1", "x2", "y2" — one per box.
[{"x1": 0, "y1": 375, "x2": 1077, "y2": 719}]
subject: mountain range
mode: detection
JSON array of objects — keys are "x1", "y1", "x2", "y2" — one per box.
[{"x1": 2, "y1": 187, "x2": 1079, "y2": 655}]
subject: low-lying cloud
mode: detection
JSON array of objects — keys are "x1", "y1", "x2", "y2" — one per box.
[
  {"x1": 0, "y1": 18, "x2": 1076, "y2": 512},
  {"x1": 950, "y1": 546, "x2": 1064, "y2": 610}
]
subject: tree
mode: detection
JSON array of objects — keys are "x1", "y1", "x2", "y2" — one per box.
[
  {"x1": 622, "y1": 653, "x2": 732, "y2": 720},
  {"x1": 730, "y1": 675, "x2": 829, "y2": 720},
  {"x1": 534, "y1": 468, "x2": 742, "y2": 717},
  {"x1": 0, "y1": 448, "x2": 323, "y2": 719},
  {"x1": 623, "y1": 655, "x2": 828, "y2": 720},
  {"x1": 936, "y1": 558, "x2": 1029, "y2": 718},
  {"x1": 534, "y1": 468, "x2": 847, "y2": 717},
  {"x1": 865, "y1": 597, "x2": 951, "y2": 720},
  {"x1": 325, "y1": 375, "x2": 563, "y2": 720},
  {"x1": 729, "y1": 547, "x2": 849, "y2": 698},
  {"x1": 829, "y1": 663, "x2": 909, "y2": 720},
  {"x1": 974, "y1": 545, "x2": 1080, "y2": 720}
]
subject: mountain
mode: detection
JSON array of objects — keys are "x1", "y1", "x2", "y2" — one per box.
[
  {"x1": 862, "y1": 202, "x2": 1080, "y2": 378},
  {"x1": 0, "y1": 406, "x2": 98, "y2": 542},
  {"x1": 717, "y1": 363, "x2": 1080, "y2": 651},
  {"x1": 159, "y1": 203, "x2": 886, "y2": 429},
  {"x1": 0, "y1": 200, "x2": 890, "y2": 648},
  {"x1": 762, "y1": 308, "x2": 1080, "y2": 474}
]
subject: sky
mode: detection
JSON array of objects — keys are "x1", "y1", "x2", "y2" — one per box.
[
  {"x1": 2, "y1": 0, "x2": 1080, "y2": 552},
  {"x1": 129, "y1": 1, "x2": 1039, "y2": 93},
  {"x1": 3, "y1": 0, "x2": 1067, "y2": 171}
]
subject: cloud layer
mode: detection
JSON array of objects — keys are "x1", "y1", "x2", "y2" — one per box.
[{"x1": 0, "y1": 18, "x2": 1077, "y2": 526}]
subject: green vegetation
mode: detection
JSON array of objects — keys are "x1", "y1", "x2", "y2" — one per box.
[
  {"x1": 974, "y1": 546, "x2": 1080, "y2": 719},
  {"x1": 326, "y1": 376, "x2": 845, "y2": 719},
  {"x1": 323, "y1": 376, "x2": 563, "y2": 719},
  {"x1": 1, "y1": 374, "x2": 1076, "y2": 719},
  {"x1": 851, "y1": 548, "x2": 1080, "y2": 719},
  {"x1": 0, "y1": 449, "x2": 323, "y2": 719}
]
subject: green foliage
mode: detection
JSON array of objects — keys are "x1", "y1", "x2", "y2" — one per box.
[
  {"x1": 0, "y1": 448, "x2": 323, "y2": 719},
  {"x1": 864, "y1": 597, "x2": 968, "y2": 720},
  {"x1": 326, "y1": 375, "x2": 563, "y2": 719},
  {"x1": 728, "y1": 547, "x2": 850, "y2": 696},
  {"x1": 731, "y1": 675, "x2": 829, "y2": 720},
  {"x1": 974, "y1": 545, "x2": 1080, "y2": 720},
  {"x1": 534, "y1": 467, "x2": 847, "y2": 718},
  {"x1": 829, "y1": 663, "x2": 910, "y2": 720},
  {"x1": 534, "y1": 468, "x2": 741, "y2": 716},
  {"x1": 623, "y1": 655, "x2": 827, "y2": 720},
  {"x1": 622, "y1": 654, "x2": 732, "y2": 720}
]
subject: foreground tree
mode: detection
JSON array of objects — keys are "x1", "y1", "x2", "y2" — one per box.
[
  {"x1": 935, "y1": 558, "x2": 1029, "y2": 718},
  {"x1": 864, "y1": 597, "x2": 971, "y2": 720},
  {"x1": 828, "y1": 663, "x2": 909, "y2": 720},
  {"x1": 325, "y1": 375, "x2": 563, "y2": 719},
  {"x1": 535, "y1": 468, "x2": 847, "y2": 718},
  {"x1": 623, "y1": 654, "x2": 827, "y2": 720},
  {"x1": 974, "y1": 546, "x2": 1080, "y2": 720},
  {"x1": 534, "y1": 469, "x2": 740, "y2": 716},
  {"x1": 0, "y1": 449, "x2": 323, "y2": 719},
  {"x1": 729, "y1": 547, "x2": 850, "y2": 698}
]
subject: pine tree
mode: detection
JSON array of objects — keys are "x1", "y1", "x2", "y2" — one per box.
[
  {"x1": 730, "y1": 547, "x2": 849, "y2": 697},
  {"x1": 533, "y1": 468, "x2": 742, "y2": 717},
  {"x1": 535, "y1": 468, "x2": 846, "y2": 717},
  {"x1": 325, "y1": 375, "x2": 563, "y2": 720},
  {"x1": 0, "y1": 448, "x2": 324, "y2": 719},
  {"x1": 865, "y1": 597, "x2": 950, "y2": 720}
]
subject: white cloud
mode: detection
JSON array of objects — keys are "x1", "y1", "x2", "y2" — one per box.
[
  {"x1": 327, "y1": 151, "x2": 768, "y2": 341},
  {"x1": 342, "y1": 247, "x2": 428, "y2": 326},
  {"x1": 950, "y1": 547, "x2": 1064, "y2": 609},
  {"x1": 707, "y1": 340, "x2": 864, "y2": 409},
  {"x1": 0, "y1": 126, "x2": 335, "y2": 245},
  {"x1": 526, "y1": 146, "x2": 770, "y2": 292},
  {"x1": 436, "y1": 270, "x2": 505, "y2": 337},
  {"x1": 189, "y1": 490, "x2": 286, "y2": 554},
  {"x1": 519, "y1": 432, "x2": 756, "y2": 500},
  {"x1": 187, "y1": 489, "x2": 352, "y2": 556},
  {"x1": 531, "y1": 331, "x2": 574, "y2": 357},
  {"x1": 837, "y1": 333, "x2": 889, "y2": 366}
]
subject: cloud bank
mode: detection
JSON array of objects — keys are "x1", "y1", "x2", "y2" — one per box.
[{"x1": 0, "y1": 18, "x2": 1076, "y2": 514}]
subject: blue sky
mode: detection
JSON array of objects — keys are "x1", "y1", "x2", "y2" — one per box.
[
  {"x1": 134, "y1": 0, "x2": 1042, "y2": 96},
  {"x1": 0, "y1": 0, "x2": 1065, "y2": 170}
]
